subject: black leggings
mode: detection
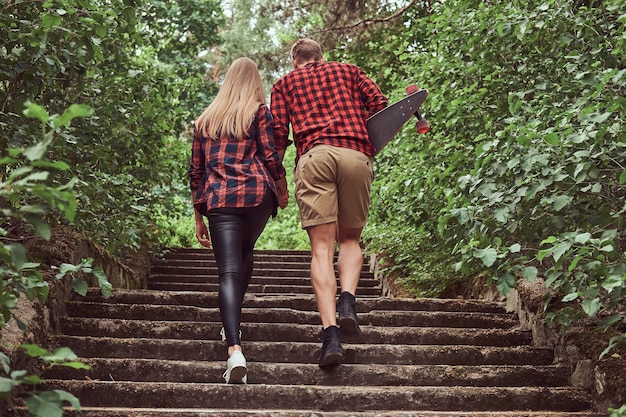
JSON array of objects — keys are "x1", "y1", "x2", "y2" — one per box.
[{"x1": 207, "y1": 191, "x2": 276, "y2": 347}]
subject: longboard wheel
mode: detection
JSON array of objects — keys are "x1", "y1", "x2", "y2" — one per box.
[
  {"x1": 416, "y1": 119, "x2": 430, "y2": 134},
  {"x1": 406, "y1": 84, "x2": 418, "y2": 94}
]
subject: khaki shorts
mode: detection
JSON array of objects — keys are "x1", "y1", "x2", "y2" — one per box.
[{"x1": 294, "y1": 145, "x2": 374, "y2": 229}]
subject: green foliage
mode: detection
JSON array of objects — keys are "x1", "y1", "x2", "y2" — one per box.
[
  {"x1": 609, "y1": 404, "x2": 626, "y2": 417},
  {"x1": 1, "y1": 347, "x2": 86, "y2": 417},
  {"x1": 360, "y1": 0, "x2": 626, "y2": 355},
  {"x1": 256, "y1": 146, "x2": 309, "y2": 250},
  {"x1": 1, "y1": 0, "x2": 223, "y2": 256},
  {"x1": 1, "y1": 103, "x2": 111, "y2": 323},
  {"x1": 1, "y1": 103, "x2": 107, "y2": 416}
]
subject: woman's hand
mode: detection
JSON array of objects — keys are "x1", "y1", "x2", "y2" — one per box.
[
  {"x1": 275, "y1": 177, "x2": 289, "y2": 209},
  {"x1": 195, "y1": 218, "x2": 211, "y2": 248}
]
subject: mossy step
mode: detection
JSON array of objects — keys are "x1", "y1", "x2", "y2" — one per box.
[
  {"x1": 65, "y1": 303, "x2": 516, "y2": 329},
  {"x1": 44, "y1": 381, "x2": 593, "y2": 412},
  {"x1": 56, "y1": 336, "x2": 555, "y2": 365},
  {"x1": 61, "y1": 410, "x2": 609, "y2": 417},
  {"x1": 44, "y1": 358, "x2": 571, "y2": 387},
  {"x1": 77, "y1": 290, "x2": 510, "y2": 314},
  {"x1": 62, "y1": 318, "x2": 532, "y2": 346}
]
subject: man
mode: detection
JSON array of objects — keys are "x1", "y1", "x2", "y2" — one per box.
[{"x1": 271, "y1": 38, "x2": 387, "y2": 367}]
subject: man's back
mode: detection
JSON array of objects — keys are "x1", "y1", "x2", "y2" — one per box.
[{"x1": 271, "y1": 61, "x2": 387, "y2": 160}]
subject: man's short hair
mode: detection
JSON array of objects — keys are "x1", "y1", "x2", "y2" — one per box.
[{"x1": 291, "y1": 39, "x2": 323, "y2": 64}]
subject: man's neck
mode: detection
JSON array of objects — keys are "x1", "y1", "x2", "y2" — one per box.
[{"x1": 294, "y1": 59, "x2": 321, "y2": 69}]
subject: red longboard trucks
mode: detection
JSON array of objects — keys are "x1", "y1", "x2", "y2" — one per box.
[{"x1": 405, "y1": 84, "x2": 430, "y2": 134}]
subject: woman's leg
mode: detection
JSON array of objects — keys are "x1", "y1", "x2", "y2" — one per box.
[
  {"x1": 208, "y1": 211, "x2": 244, "y2": 349},
  {"x1": 239, "y1": 191, "x2": 277, "y2": 300}
]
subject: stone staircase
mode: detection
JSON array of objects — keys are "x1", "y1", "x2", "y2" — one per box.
[{"x1": 42, "y1": 248, "x2": 604, "y2": 416}]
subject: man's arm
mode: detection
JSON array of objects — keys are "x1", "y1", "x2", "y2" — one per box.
[
  {"x1": 270, "y1": 81, "x2": 293, "y2": 158},
  {"x1": 358, "y1": 69, "x2": 388, "y2": 117}
]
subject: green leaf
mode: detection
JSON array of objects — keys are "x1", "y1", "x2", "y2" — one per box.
[
  {"x1": 544, "y1": 132, "x2": 559, "y2": 145},
  {"x1": 0, "y1": 353, "x2": 10, "y2": 374},
  {"x1": 55, "y1": 263, "x2": 81, "y2": 279},
  {"x1": 582, "y1": 297, "x2": 601, "y2": 317},
  {"x1": 601, "y1": 273, "x2": 625, "y2": 292},
  {"x1": 60, "y1": 361, "x2": 90, "y2": 370},
  {"x1": 574, "y1": 233, "x2": 591, "y2": 244},
  {"x1": 41, "y1": 13, "x2": 62, "y2": 28},
  {"x1": 599, "y1": 244, "x2": 614, "y2": 252},
  {"x1": 23, "y1": 137, "x2": 53, "y2": 161},
  {"x1": 0, "y1": 376, "x2": 17, "y2": 396},
  {"x1": 31, "y1": 160, "x2": 71, "y2": 170},
  {"x1": 509, "y1": 243, "x2": 521, "y2": 253},
  {"x1": 0, "y1": 156, "x2": 19, "y2": 165},
  {"x1": 520, "y1": 266, "x2": 538, "y2": 281},
  {"x1": 568, "y1": 255, "x2": 583, "y2": 272},
  {"x1": 23, "y1": 214, "x2": 51, "y2": 240},
  {"x1": 553, "y1": 195, "x2": 572, "y2": 211},
  {"x1": 42, "y1": 347, "x2": 78, "y2": 363},
  {"x1": 537, "y1": 249, "x2": 550, "y2": 262},
  {"x1": 23, "y1": 102, "x2": 49, "y2": 123},
  {"x1": 494, "y1": 207, "x2": 509, "y2": 223},
  {"x1": 52, "y1": 104, "x2": 94, "y2": 128},
  {"x1": 20, "y1": 344, "x2": 48, "y2": 358},
  {"x1": 496, "y1": 273, "x2": 516, "y2": 296},
  {"x1": 598, "y1": 315, "x2": 624, "y2": 330},
  {"x1": 7, "y1": 243, "x2": 27, "y2": 271},
  {"x1": 562, "y1": 292, "x2": 579, "y2": 302},
  {"x1": 92, "y1": 266, "x2": 112, "y2": 298},
  {"x1": 70, "y1": 278, "x2": 88, "y2": 296},
  {"x1": 589, "y1": 112, "x2": 611, "y2": 124},
  {"x1": 619, "y1": 168, "x2": 626, "y2": 185},
  {"x1": 474, "y1": 247, "x2": 498, "y2": 267},
  {"x1": 25, "y1": 392, "x2": 63, "y2": 417},
  {"x1": 552, "y1": 242, "x2": 572, "y2": 262}
]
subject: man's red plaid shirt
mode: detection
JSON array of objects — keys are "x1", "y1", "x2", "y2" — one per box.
[{"x1": 270, "y1": 61, "x2": 387, "y2": 162}]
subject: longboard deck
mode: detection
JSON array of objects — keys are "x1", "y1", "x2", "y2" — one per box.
[{"x1": 367, "y1": 89, "x2": 428, "y2": 154}]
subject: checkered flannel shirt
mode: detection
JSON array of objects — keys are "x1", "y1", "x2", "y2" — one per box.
[
  {"x1": 188, "y1": 104, "x2": 286, "y2": 215},
  {"x1": 270, "y1": 61, "x2": 387, "y2": 162}
]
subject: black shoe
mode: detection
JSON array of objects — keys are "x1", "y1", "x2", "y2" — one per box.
[
  {"x1": 338, "y1": 291, "x2": 361, "y2": 336},
  {"x1": 318, "y1": 325, "x2": 343, "y2": 367}
]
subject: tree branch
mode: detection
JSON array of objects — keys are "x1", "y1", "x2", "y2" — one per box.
[{"x1": 313, "y1": 0, "x2": 419, "y2": 34}]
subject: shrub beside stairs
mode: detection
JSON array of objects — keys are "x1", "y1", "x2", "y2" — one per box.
[{"x1": 44, "y1": 248, "x2": 605, "y2": 416}]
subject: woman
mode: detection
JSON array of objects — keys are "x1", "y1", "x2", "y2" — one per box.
[{"x1": 188, "y1": 57, "x2": 288, "y2": 384}]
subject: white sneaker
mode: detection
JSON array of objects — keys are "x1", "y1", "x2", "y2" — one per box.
[
  {"x1": 220, "y1": 327, "x2": 242, "y2": 342},
  {"x1": 223, "y1": 350, "x2": 247, "y2": 384}
]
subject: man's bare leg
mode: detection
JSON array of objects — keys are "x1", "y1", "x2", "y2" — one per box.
[
  {"x1": 336, "y1": 224, "x2": 363, "y2": 294},
  {"x1": 306, "y1": 222, "x2": 338, "y2": 328},
  {"x1": 336, "y1": 224, "x2": 363, "y2": 335},
  {"x1": 307, "y1": 222, "x2": 344, "y2": 367}
]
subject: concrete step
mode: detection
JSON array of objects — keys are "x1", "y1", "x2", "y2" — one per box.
[
  {"x1": 150, "y1": 259, "x2": 372, "y2": 272},
  {"x1": 61, "y1": 409, "x2": 608, "y2": 417},
  {"x1": 55, "y1": 336, "x2": 555, "y2": 365},
  {"x1": 40, "y1": 249, "x2": 601, "y2": 415},
  {"x1": 146, "y1": 282, "x2": 382, "y2": 296},
  {"x1": 43, "y1": 358, "x2": 571, "y2": 387},
  {"x1": 147, "y1": 273, "x2": 378, "y2": 286},
  {"x1": 65, "y1": 302, "x2": 517, "y2": 329},
  {"x1": 44, "y1": 380, "x2": 594, "y2": 413},
  {"x1": 149, "y1": 266, "x2": 375, "y2": 280},
  {"x1": 61, "y1": 318, "x2": 533, "y2": 346},
  {"x1": 156, "y1": 248, "x2": 345, "y2": 264},
  {"x1": 77, "y1": 290, "x2": 510, "y2": 314}
]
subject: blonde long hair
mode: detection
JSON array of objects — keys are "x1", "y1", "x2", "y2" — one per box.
[{"x1": 195, "y1": 57, "x2": 266, "y2": 140}]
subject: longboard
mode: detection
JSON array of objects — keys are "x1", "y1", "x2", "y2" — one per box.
[{"x1": 367, "y1": 87, "x2": 429, "y2": 154}]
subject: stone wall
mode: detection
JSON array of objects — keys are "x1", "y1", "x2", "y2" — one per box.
[{"x1": 0, "y1": 226, "x2": 147, "y2": 363}]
